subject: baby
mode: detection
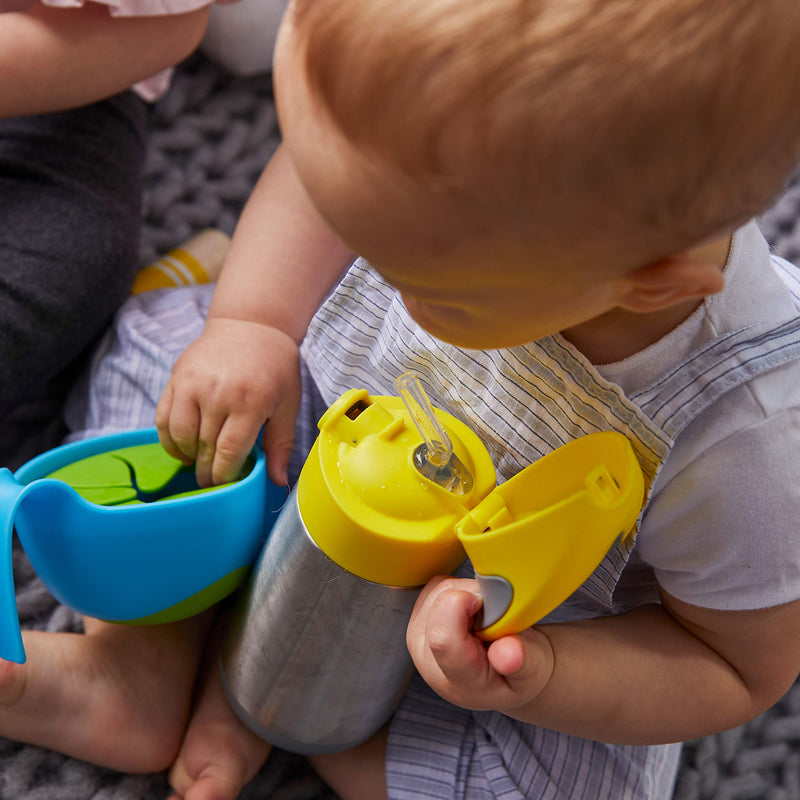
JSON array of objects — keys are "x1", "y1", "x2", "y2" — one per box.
[
  {"x1": 158, "y1": 3, "x2": 800, "y2": 797},
  {"x1": 5, "y1": 1, "x2": 800, "y2": 799}
]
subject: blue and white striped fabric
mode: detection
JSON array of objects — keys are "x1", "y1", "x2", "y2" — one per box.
[{"x1": 387, "y1": 678, "x2": 681, "y2": 799}]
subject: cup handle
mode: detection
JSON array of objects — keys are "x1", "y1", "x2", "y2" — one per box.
[{"x1": 0, "y1": 469, "x2": 27, "y2": 663}]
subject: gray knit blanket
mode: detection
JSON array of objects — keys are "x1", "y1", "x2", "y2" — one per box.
[{"x1": 2, "y1": 53, "x2": 800, "y2": 800}]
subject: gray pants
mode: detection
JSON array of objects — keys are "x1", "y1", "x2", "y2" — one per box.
[{"x1": 0, "y1": 91, "x2": 148, "y2": 468}]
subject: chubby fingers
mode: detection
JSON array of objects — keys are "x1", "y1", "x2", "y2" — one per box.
[
  {"x1": 197, "y1": 409, "x2": 259, "y2": 488},
  {"x1": 487, "y1": 628, "x2": 555, "y2": 695},
  {"x1": 156, "y1": 382, "x2": 200, "y2": 466},
  {"x1": 407, "y1": 577, "x2": 497, "y2": 708},
  {"x1": 261, "y1": 390, "x2": 300, "y2": 488},
  {"x1": 156, "y1": 379, "x2": 262, "y2": 488},
  {"x1": 408, "y1": 576, "x2": 556, "y2": 712}
]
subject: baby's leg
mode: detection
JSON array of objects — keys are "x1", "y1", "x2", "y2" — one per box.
[
  {"x1": 0, "y1": 612, "x2": 212, "y2": 773},
  {"x1": 168, "y1": 658, "x2": 389, "y2": 800},
  {"x1": 309, "y1": 729, "x2": 390, "y2": 800},
  {"x1": 167, "y1": 615, "x2": 272, "y2": 800},
  {"x1": 168, "y1": 613, "x2": 389, "y2": 800}
]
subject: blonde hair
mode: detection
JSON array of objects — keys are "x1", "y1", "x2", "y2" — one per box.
[{"x1": 290, "y1": 0, "x2": 800, "y2": 265}]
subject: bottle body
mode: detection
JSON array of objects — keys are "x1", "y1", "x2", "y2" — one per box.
[{"x1": 220, "y1": 487, "x2": 420, "y2": 754}]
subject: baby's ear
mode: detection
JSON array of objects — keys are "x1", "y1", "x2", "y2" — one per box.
[{"x1": 616, "y1": 253, "x2": 725, "y2": 313}]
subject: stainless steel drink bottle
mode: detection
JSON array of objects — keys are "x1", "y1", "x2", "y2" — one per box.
[
  {"x1": 220, "y1": 376, "x2": 645, "y2": 754},
  {"x1": 219, "y1": 379, "x2": 496, "y2": 754}
]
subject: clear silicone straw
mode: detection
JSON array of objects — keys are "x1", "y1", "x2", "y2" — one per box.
[{"x1": 394, "y1": 372, "x2": 453, "y2": 467}]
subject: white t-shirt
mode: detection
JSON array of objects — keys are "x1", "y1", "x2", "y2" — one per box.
[{"x1": 597, "y1": 220, "x2": 800, "y2": 610}]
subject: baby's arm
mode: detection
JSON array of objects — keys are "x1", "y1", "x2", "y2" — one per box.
[
  {"x1": 156, "y1": 144, "x2": 355, "y2": 487},
  {"x1": 407, "y1": 576, "x2": 800, "y2": 744},
  {"x1": 0, "y1": 1, "x2": 209, "y2": 118}
]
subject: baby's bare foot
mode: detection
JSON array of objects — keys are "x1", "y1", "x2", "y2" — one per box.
[
  {"x1": 0, "y1": 614, "x2": 211, "y2": 773},
  {"x1": 167, "y1": 631, "x2": 271, "y2": 800}
]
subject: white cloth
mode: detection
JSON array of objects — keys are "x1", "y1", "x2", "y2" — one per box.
[{"x1": 598, "y1": 221, "x2": 800, "y2": 610}]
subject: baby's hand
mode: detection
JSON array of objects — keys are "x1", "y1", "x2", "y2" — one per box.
[
  {"x1": 155, "y1": 316, "x2": 301, "y2": 488},
  {"x1": 406, "y1": 576, "x2": 555, "y2": 714}
]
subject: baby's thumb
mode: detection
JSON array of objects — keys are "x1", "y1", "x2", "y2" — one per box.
[{"x1": 487, "y1": 628, "x2": 555, "y2": 699}]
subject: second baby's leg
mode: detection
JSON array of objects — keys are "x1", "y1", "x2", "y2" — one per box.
[{"x1": 0, "y1": 613, "x2": 212, "y2": 773}]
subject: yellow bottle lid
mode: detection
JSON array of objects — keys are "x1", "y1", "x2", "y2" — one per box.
[
  {"x1": 297, "y1": 389, "x2": 496, "y2": 586},
  {"x1": 455, "y1": 431, "x2": 644, "y2": 639}
]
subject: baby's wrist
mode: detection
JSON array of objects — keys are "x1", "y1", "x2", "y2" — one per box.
[{"x1": 204, "y1": 314, "x2": 298, "y2": 347}]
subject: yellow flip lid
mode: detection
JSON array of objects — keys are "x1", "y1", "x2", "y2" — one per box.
[{"x1": 455, "y1": 431, "x2": 644, "y2": 639}]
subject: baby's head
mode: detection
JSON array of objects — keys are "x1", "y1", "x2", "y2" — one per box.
[{"x1": 275, "y1": 0, "x2": 800, "y2": 348}]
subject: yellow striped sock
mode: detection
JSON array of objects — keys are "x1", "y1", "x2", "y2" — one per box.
[
  {"x1": 132, "y1": 248, "x2": 209, "y2": 294},
  {"x1": 132, "y1": 230, "x2": 230, "y2": 294}
]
